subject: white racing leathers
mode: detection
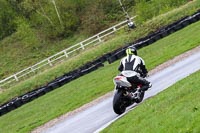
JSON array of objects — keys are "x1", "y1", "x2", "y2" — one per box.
[{"x1": 118, "y1": 54, "x2": 151, "y2": 91}]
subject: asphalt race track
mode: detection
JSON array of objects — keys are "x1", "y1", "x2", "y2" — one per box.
[{"x1": 43, "y1": 51, "x2": 200, "y2": 133}]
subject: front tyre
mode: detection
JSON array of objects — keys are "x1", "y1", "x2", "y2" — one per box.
[
  {"x1": 113, "y1": 90, "x2": 126, "y2": 115},
  {"x1": 135, "y1": 91, "x2": 145, "y2": 103}
]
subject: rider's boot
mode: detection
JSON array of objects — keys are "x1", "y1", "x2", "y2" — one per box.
[{"x1": 140, "y1": 82, "x2": 152, "y2": 92}]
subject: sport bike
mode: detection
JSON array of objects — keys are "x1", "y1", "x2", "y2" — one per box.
[{"x1": 113, "y1": 71, "x2": 146, "y2": 115}]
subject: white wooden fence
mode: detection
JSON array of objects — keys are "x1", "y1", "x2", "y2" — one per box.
[{"x1": 0, "y1": 16, "x2": 136, "y2": 87}]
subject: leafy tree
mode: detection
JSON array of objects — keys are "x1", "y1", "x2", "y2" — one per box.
[{"x1": 0, "y1": 0, "x2": 17, "y2": 40}]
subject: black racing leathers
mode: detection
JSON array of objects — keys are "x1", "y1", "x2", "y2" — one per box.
[{"x1": 118, "y1": 54, "x2": 150, "y2": 91}]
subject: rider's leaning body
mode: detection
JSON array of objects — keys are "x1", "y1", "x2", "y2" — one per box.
[{"x1": 118, "y1": 46, "x2": 152, "y2": 92}]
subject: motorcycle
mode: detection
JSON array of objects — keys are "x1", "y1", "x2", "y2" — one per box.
[{"x1": 112, "y1": 71, "x2": 146, "y2": 115}]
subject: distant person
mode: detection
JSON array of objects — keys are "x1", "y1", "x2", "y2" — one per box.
[
  {"x1": 127, "y1": 17, "x2": 136, "y2": 29},
  {"x1": 118, "y1": 46, "x2": 152, "y2": 93}
]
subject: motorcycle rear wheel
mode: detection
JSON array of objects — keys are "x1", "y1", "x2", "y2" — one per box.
[{"x1": 113, "y1": 90, "x2": 126, "y2": 115}]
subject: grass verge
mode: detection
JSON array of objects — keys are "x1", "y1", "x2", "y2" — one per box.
[
  {"x1": 102, "y1": 70, "x2": 200, "y2": 133},
  {"x1": 0, "y1": 19, "x2": 200, "y2": 133}
]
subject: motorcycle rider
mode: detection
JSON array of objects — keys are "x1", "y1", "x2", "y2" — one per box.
[{"x1": 118, "y1": 46, "x2": 152, "y2": 93}]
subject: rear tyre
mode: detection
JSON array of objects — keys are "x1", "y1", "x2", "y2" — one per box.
[{"x1": 113, "y1": 90, "x2": 126, "y2": 115}]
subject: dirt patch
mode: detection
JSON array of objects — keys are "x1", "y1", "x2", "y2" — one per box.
[{"x1": 32, "y1": 45, "x2": 200, "y2": 133}]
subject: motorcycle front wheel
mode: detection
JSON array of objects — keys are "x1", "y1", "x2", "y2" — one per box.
[{"x1": 135, "y1": 91, "x2": 145, "y2": 103}]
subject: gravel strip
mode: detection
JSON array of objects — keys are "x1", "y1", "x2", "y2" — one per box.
[{"x1": 32, "y1": 45, "x2": 200, "y2": 133}]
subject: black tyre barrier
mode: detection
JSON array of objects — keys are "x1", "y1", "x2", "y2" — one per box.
[
  {"x1": 160, "y1": 31, "x2": 168, "y2": 38},
  {"x1": 13, "y1": 97, "x2": 22, "y2": 108},
  {"x1": 43, "y1": 86, "x2": 52, "y2": 93},
  {"x1": 0, "y1": 106, "x2": 8, "y2": 116},
  {"x1": 153, "y1": 34, "x2": 162, "y2": 41},
  {"x1": 57, "y1": 76, "x2": 72, "y2": 86},
  {"x1": 101, "y1": 53, "x2": 113, "y2": 62},
  {"x1": 93, "y1": 56, "x2": 107, "y2": 65},
  {"x1": 6, "y1": 102, "x2": 16, "y2": 112},
  {"x1": 1, "y1": 10, "x2": 200, "y2": 117},
  {"x1": 107, "y1": 10, "x2": 200, "y2": 64},
  {"x1": 116, "y1": 49, "x2": 126, "y2": 59},
  {"x1": 108, "y1": 55, "x2": 118, "y2": 64},
  {"x1": 167, "y1": 27, "x2": 176, "y2": 34},
  {"x1": 182, "y1": 20, "x2": 190, "y2": 27},
  {"x1": 47, "y1": 81, "x2": 60, "y2": 90},
  {"x1": 0, "y1": 61, "x2": 104, "y2": 116},
  {"x1": 197, "y1": 13, "x2": 200, "y2": 20},
  {"x1": 134, "y1": 39, "x2": 150, "y2": 49},
  {"x1": 21, "y1": 94, "x2": 31, "y2": 104},
  {"x1": 173, "y1": 24, "x2": 183, "y2": 31}
]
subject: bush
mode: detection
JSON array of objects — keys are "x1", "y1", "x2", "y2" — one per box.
[
  {"x1": 3, "y1": 0, "x2": 188, "y2": 40},
  {"x1": 0, "y1": 0, "x2": 17, "y2": 40},
  {"x1": 134, "y1": 0, "x2": 188, "y2": 24}
]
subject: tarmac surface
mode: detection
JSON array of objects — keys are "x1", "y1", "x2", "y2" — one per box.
[{"x1": 43, "y1": 51, "x2": 200, "y2": 133}]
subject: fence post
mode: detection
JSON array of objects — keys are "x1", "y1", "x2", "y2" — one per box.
[
  {"x1": 113, "y1": 27, "x2": 117, "y2": 31},
  {"x1": 31, "y1": 67, "x2": 35, "y2": 73},
  {"x1": 48, "y1": 59, "x2": 53, "y2": 66},
  {"x1": 64, "y1": 51, "x2": 69, "y2": 58},
  {"x1": 97, "y1": 35, "x2": 102, "y2": 42},
  {"x1": 80, "y1": 42, "x2": 85, "y2": 50},
  {"x1": 14, "y1": 74, "x2": 19, "y2": 81}
]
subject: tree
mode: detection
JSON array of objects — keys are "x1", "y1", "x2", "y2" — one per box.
[{"x1": 0, "y1": 0, "x2": 16, "y2": 40}]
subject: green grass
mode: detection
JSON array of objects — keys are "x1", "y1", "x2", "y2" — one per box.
[
  {"x1": 0, "y1": 32, "x2": 86, "y2": 79},
  {"x1": 0, "y1": 18, "x2": 200, "y2": 133},
  {"x1": 102, "y1": 70, "x2": 200, "y2": 133},
  {"x1": 1, "y1": 0, "x2": 200, "y2": 104}
]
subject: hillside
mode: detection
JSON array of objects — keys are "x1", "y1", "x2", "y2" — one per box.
[{"x1": 0, "y1": 0, "x2": 188, "y2": 79}]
